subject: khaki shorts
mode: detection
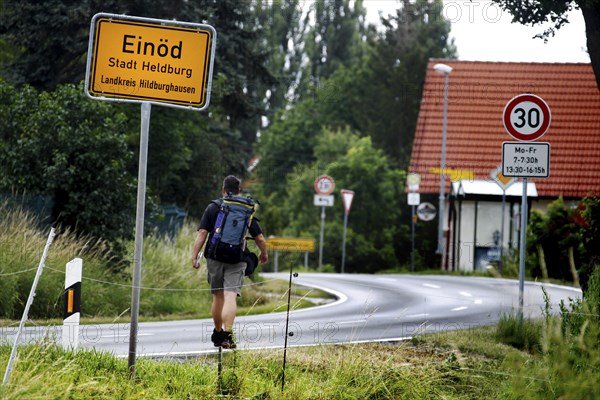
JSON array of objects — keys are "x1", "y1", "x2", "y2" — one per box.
[{"x1": 206, "y1": 258, "x2": 246, "y2": 295}]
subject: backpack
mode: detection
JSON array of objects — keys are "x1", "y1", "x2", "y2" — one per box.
[{"x1": 205, "y1": 195, "x2": 256, "y2": 264}]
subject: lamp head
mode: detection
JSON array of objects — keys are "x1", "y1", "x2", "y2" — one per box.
[{"x1": 433, "y1": 63, "x2": 453, "y2": 75}]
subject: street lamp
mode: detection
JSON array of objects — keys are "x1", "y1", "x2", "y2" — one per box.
[{"x1": 433, "y1": 63, "x2": 453, "y2": 256}]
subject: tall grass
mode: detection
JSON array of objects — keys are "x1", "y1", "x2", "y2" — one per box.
[
  {"x1": 0, "y1": 204, "x2": 312, "y2": 322},
  {"x1": 0, "y1": 202, "x2": 132, "y2": 320},
  {"x1": 1, "y1": 335, "x2": 512, "y2": 399},
  {"x1": 0, "y1": 203, "x2": 213, "y2": 321},
  {"x1": 497, "y1": 268, "x2": 600, "y2": 399}
]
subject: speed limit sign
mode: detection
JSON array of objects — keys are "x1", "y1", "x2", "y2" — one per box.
[
  {"x1": 314, "y1": 175, "x2": 335, "y2": 195},
  {"x1": 503, "y1": 94, "x2": 551, "y2": 141}
]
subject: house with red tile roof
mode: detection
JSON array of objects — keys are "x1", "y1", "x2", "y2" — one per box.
[{"x1": 408, "y1": 60, "x2": 600, "y2": 272}]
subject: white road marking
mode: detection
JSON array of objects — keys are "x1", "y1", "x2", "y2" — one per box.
[
  {"x1": 451, "y1": 306, "x2": 468, "y2": 312},
  {"x1": 422, "y1": 283, "x2": 441, "y2": 289},
  {"x1": 337, "y1": 319, "x2": 367, "y2": 325},
  {"x1": 404, "y1": 313, "x2": 430, "y2": 318},
  {"x1": 459, "y1": 291, "x2": 472, "y2": 297},
  {"x1": 101, "y1": 333, "x2": 154, "y2": 338}
]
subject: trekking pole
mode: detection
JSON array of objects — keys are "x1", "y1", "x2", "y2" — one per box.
[{"x1": 281, "y1": 262, "x2": 297, "y2": 392}]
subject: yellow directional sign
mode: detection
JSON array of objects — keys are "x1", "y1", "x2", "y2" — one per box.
[
  {"x1": 429, "y1": 168, "x2": 475, "y2": 182},
  {"x1": 86, "y1": 13, "x2": 216, "y2": 110},
  {"x1": 267, "y1": 238, "x2": 315, "y2": 253}
]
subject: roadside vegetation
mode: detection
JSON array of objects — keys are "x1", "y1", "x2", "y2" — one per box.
[
  {"x1": 2, "y1": 202, "x2": 599, "y2": 399},
  {"x1": 2, "y1": 282, "x2": 599, "y2": 400},
  {"x1": 0, "y1": 203, "x2": 321, "y2": 325}
]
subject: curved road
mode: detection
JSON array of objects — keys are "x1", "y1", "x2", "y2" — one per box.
[{"x1": 1, "y1": 274, "x2": 581, "y2": 358}]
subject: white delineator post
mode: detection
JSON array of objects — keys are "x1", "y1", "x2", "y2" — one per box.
[
  {"x1": 62, "y1": 258, "x2": 82, "y2": 349},
  {"x1": 3, "y1": 227, "x2": 56, "y2": 385}
]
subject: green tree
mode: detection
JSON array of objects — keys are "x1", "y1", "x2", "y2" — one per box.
[
  {"x1": 0, "y1": 82, "x2": 136, "y2": 258},
  {"x1": 251, "y1": 0, "x2": 307, "y2": 112},
  {"x1": 0, "y1": 0, "x2": 276, "y2": 206},
  {"x1": 255, "y1": 98, "x2": 323, "y2": 199},
  {"x1": 299, "y1": 0, "x2": 368, "y2": 98},
  {"x1": 0, "y1": 0, "x2": 216, "y2": 90},
  {"x1": 358, "y1": 0, "x2": 455, "y2": 165},
  {"x1": 491, "y1": 0, "x2": 600, "y2": 90},
  {"x1": 272, "y1": 130, "x2": 406, "y2": 273}
]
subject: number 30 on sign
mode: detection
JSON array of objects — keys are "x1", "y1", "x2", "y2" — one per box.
[{"x1": 503, "y1": 94, "x2": 552, "y2": 142}]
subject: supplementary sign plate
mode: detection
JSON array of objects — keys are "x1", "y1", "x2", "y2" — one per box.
[
  {"x1": 502, "y1": 142, "x2": 550, "y2": 178},
  {"x1": 314, "y1": 194, "x2": 334, "y2": 207},
  {"x1": 408, "y1": 192, "x2": 420, "y2": 206}
]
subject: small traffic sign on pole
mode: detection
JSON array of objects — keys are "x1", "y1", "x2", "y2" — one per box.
[
  {"x1": 490, "y1": 165, "x2": 515, "y2": 190},
  {"x1": 314, "y1": 175, "x2": 335, "y2": 195},
  {"x1": 341, "y1": 189, "x2": 355, "y2": 215},
  {"x1": 340, "y1": 189, "x2": 354, "y2": 274},
  {"x1": 407, "y1": 173, "x2": 420, "y2": 192},
  {"x1": 417, "y1": 202, "x2": 436, "y2": 222}
]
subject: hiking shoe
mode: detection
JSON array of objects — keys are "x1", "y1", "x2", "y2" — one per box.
[
  {"x1": 211, "y1": 329, "x2": 225, "y2": 347},
  {"x1": 220, "y1": 330, "x2": 236, "y2": 349}
]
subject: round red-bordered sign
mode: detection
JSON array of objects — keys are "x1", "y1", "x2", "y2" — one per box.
[
  {"x1": 503, "y1": 94, "x2": 551, "y2": 141},
  {"x1": 314, "y1": 175, "x2": 335, "y2": 195}
]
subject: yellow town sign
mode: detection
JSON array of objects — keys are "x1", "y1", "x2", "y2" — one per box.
[{"x1": 86, "y1": 13, "x2": 216, "y2": 110}]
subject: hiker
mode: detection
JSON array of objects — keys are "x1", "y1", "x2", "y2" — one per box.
[{"x1": 191, "y1": 175, "x2": 268, "y2": 348}]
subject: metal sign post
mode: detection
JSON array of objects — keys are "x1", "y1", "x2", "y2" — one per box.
[
  {"x1": 407, "y1": 173, "x2": 420, "y2": 272},
  {"x1": 518, "y1": 178, "x2": 528, "y2": 322},
  {"x1": 128, "y1": 101, "x2": 151, "y2": 377},
  {"x1": 490, "y1": 166, "x2": 516, "y2": 274}
]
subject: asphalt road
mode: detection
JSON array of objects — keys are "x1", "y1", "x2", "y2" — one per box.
[{"x1": 1, "y1": 273, "x2": 581, "y2": 358}]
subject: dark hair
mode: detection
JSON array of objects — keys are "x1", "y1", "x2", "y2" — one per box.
[{"x1": 223, "y1": 175, "x2": 241, "y2": 195}]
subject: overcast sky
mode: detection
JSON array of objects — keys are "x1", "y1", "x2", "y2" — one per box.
[{"x1": 364, "y1": 0, "x2": 590, "y2": 63}]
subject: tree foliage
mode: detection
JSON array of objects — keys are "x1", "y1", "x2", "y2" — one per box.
[
  {"x1": 264, "y1": 129, "x2": 406, "y2": 272},
  {"x1": 491, "y1": 0, "x2": 600, "y2": 91},
  {"x1": 527, "y1": 196, "x2": 600, "y2": 286},
  {"x1": 0, "y1": 82, "x2": 136, "y2": 254},
  {"x1": 0, "y1": 0, "x2": 458, "y2": 273}
]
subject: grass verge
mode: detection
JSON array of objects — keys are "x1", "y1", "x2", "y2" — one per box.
[{"x1": 0, "y1": 326, "x2": 518, "y2": 399}]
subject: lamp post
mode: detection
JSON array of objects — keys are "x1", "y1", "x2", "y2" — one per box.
[{"x1": 433, "y1": 63, "x2": 452, "y2": 256}]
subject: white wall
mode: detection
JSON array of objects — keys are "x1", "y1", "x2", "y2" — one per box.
[{"x1": 449, "y1": 197, "x2": 556, "y2": 271}]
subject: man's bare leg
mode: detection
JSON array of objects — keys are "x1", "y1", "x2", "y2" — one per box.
[
  {"x1": 222, "y1": 290, "x2": 238, "y2": 331},
  {"x1": 212, "y1": 290, "x2": 225, "y2": 331}
]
